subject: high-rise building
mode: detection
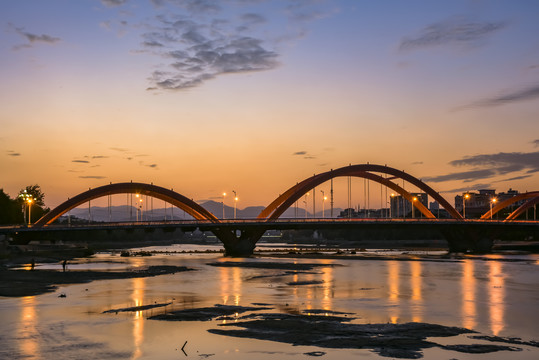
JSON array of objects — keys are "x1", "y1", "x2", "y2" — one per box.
[{"x1": 389, "y1": 192, "x2": 428, "y2": 218}]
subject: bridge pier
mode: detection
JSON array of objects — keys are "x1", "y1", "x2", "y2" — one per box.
[
  {"x1": 441, "y1": 226, "x2": 494, "y2": 253},
  {"x1": 213, "y1": 228, "x2": 264, "y2": 257}
]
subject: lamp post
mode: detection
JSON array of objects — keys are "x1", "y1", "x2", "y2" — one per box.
[
  {"x1": 135, "y1": 194, "x2": 143, "y2": 221},
  {"x1": 27, "y1": 198, "x2": 33, "y2": 225},
  {"x1": 390, "y1": 193, "x2": 395, "y2": 218},
  {"x1": 304, "y1": 192, "x2": 309, "y2": 219},
  {"x1": 463, "y1": 193, "x2": 470, "y2": 219},
  {"x1": 232, "y1": 190, "x2": 238, "y2": 219},
  {"x1": 222, "y1": 192, "x2": 226, "y2": 219},
  {"x1": 490, "y1": 198, "x2": 497, "y2": 220},
  {"x1": 412, "y1": 197, "x2": 417, "y2": 219},
  {"x1": 320, "y1": 190, "x2": 326, "y2": 218},
  {"x1": 18, "y1": 190, "x2": 35, "y2": 225}
]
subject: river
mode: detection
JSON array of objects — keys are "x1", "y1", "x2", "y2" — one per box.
[{"x1": 1, "y1": 245, "x2": 538, "y2": 359}]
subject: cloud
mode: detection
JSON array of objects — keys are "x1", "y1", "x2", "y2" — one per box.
[
  {"x1": 292, "y1": 150, "x2": 317, "y2": 160},
  {"x1": 149, "y1": 0, "x2": 221, "y2": 13},
  {"x1": 148, "y1": 32, "x2": 279, "y2": 90},
  {"x1": 494, "y1": 174, "x2": 532, "y2": 183},
  {"x1": 240, "y1": 13, "x2": 266, "y2": 26},
  {"x1": 533, "y1": 139, "x2": 539, "y2": 147},
  {"x1": 423, "y1": 151, "x2": 539, "y2": 183},
  {"x1": 101, "y1": 0, "x2": 128, "y2": 7},
  {"x1": 72, "y1": 160, "x2": 90, "y2": 163},
  {"x1": 145, "y1": 164, "x2": 158, "y2": 168},
  {"x1": 110, "y1": 147, "x2": 129, "y2": 152},
  {"x1": 460, "y1": 84, "x2": 539, "y2": 109},
  {"x1": 423, "y1": 168, "x2": 497, "y2": 183},
  {"x1": 6, "y1": 150, "x2": 21, "y2": 157},
  {"x1": 79, "y1": 175, "x2": 106, "y2": 179},
  {"x1": 449, "y1": 151, "x2": 539, "y2": 171},
  {"x1": 135, "y1": 1, "x2": 334, "y2": 91},
  {"x1": 10, "y1": 24, "x2": 61, "y2": 49},
  {"x1": 440, "y1": 183, "x2": 493, "y2": 193},
  {"x1": 92, "y1": 155, "x2": 109, "y2": 159},
  {"x1": 411, "y1": 161, "x2": 423, "y2": 165},
  {"x1": 400, "y1": 16, "x2": 505, "y2": 51}
]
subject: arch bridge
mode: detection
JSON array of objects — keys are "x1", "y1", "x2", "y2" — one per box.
[{"x1": 30, "y1": 164, "x2": 538, "y2": 256}]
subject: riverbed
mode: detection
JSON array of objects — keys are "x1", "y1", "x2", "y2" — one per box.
[{"x1": 1, "y1": 245, "x2": 538, "y2": 359}]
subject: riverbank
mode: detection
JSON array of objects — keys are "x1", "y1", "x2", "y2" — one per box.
[{"x1": 0, "y1": 265, "x2": 192, "y2": 297}]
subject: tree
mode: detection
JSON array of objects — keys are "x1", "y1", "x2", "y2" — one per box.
[
  {"x1": 17, "y1": 185, "x2": 49, "y2": 224},
  {"x1": 18, "y1": 184, "x2": 46, "y2": 207},
  {"x1": 0, "y1": 189, "x2": 23, "y2": 224}
]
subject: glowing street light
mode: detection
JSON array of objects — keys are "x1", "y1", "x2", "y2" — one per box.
[
  {"x1": 27, "y1": 198, "x2": 33, "y2": 225},
  {"x1": 304, "y1": 192, "x2": 309, "y2": 219},
  {"x1": 463, "y1": 193, "x2": 470, "y2": 219},
  {"x1": 222, "y1": 192, "x2": 227, "y2": 219},
  {"x1": 320, "y1": 190, "x2": 327, "y2": 218},
  {"x1": 232, "y1": 190, "x2": 238, "y2": 219},
  {"x1": 135, "y1": 194, "x2": 143, "y2": 221},
  {"x1": 390, "y1": 193, "x2": 395, "y2": 218},
  {"x1": 490, "y1": 198, "x2": 497, "y2": 220},
  {"x1": 412, "y1": 196, "x2": 417, "y2": 219},
  {"x1": 18, "y1": 190, "x2": 35, "y2": 225}
]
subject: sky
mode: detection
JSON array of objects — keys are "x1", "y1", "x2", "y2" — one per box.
[{"x1": 1, "y1": 0, "x2": 539, "y2": 212}]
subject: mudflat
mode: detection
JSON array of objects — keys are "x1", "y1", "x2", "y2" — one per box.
[{"x1": 0, "y1": 265, "x2": 193, "y2": 297}]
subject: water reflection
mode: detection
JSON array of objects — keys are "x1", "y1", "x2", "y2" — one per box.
[
  {"x1": 219, "y1": 266, "x2": 242, "y2": 306},
  {"x1": 132, "y1": 277, "x2": 145, "y2": 359},
  {"x1": 387, "y1": 261, "x2": 400, "y2": 323},
  {"x1": 410, "y1": 261, "x2": 422, "y2": 322},
  {"x1": 321, "y1": 265, "x2": 333, "y2": 311},
  {"x1": 488, "y1": 259, "x2": 505, "y2": 336},
  {"x1": 461, "y1": 260, "x2": 477, "y2": 330},
  {"x1": 19, "y1": 296, "x2": 39, "y2": 358}
]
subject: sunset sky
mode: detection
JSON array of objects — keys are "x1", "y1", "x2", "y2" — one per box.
[{"x1": 1, "y1": 0, "x2": 538, "y2": 212}]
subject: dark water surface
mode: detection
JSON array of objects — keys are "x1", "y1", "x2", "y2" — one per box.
[{"x1": 1, "y1": 246, "x2": 538, "y2": 359}]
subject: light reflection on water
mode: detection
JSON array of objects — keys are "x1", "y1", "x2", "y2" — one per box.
[
  {"x1": 20, "y1": 296, "x2": 38, "y2": 359},
  {"x1": 489, "y1": 259, "x2": 505, "y2": 336},
  {"x1": 462, "y1": 259, "x2": 477, "y2": 330},
  {"x1": 131, "y1": 277, "x2": 145, "y2": 360},
  {"x1": 1, "y1": 247, "x2": 538, "y2": 359}
]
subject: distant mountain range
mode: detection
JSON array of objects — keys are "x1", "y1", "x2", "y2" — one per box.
[{"x1": 62, "y1": 200, "x2": 343, "y2": 222}]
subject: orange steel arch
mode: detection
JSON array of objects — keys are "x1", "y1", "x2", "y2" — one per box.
[
  {"x1": 506, "y1": 196, "x2": 539, "y2": 221},
  {"x1": 258, "y1": 164, "x2": 461, "y2": 220},
  {"x1": 34, "y1": 182, "x2": 218, "y2": 226},
  {"x1": 480, "y1": 191, "x2": 539, "y2": 221}
]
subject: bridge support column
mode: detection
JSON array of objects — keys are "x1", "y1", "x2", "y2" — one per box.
[
  {"x1": 213, "y1": 228, "x2": 264, "y2": 257},
  {"x1": 441, "y1": 226, "x2": 494, "y2": 254}
]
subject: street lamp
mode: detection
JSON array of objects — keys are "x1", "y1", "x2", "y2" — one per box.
[
  {"x1": 135, "y1": 194, "x2": 143, "y2": 221},
  {"x1": 412, "y1": 197, "x2": 417, "y2": 219},
  {"x1": 390, "y1": 193, "x2": 395, "y2": 218},
  {"x1": 463, "y1": 193, "x2": 470, "y2": 219},
  {"x1": 232, "y1": 190, "x2": 238, "y2": 219},
  {"x1": 18, "y1": 190, "x2": 35, "y2": 225},
  {"x1": 27, "y1": 198, "x2": 33, "y2": 225},
  {"x1": 304, "y1": 192, "x2": 309, "y2": 219},
  {"x1": 320, "y1": 190, "x2": 326, "y2": 218},
  {"x1": 490, "y1": 198, "x2": 497, "y2": 220},
  {"x1": 222, "y1": 192, "x2": 227, "y2": 219}
]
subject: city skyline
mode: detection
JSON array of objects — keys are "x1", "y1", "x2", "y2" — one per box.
[{"x1": 1, "y1": 0, "x2": 538, "y2": 210}]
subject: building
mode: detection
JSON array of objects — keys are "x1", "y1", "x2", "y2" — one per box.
[
  {"x1": 454, "y1": 188, "x2": 524, "y2": 219},
  {"x1": 389, "y1": 193, "x2": 428, "y2": 218}
]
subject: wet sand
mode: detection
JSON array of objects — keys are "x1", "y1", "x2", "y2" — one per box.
[
  {"x1": 138, "y1": 303, "x2": 538, "y2": 359},
  {"x1": 0, "y1": 265, "x2": 193, "y2": 297}
]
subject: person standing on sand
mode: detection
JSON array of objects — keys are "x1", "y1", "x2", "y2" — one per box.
[
  {"x1": 30, "y1": 258, "x2": 35, "y2": 271},
  {"x1": 62, "y1": 259, "x2": 67, "y2": 272}
]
